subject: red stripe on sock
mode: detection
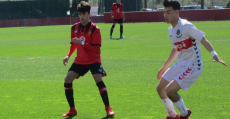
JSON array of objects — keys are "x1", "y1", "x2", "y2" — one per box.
[
  {"x1": 99, "y1": 87, "x2": 107, "y2": 94},
  {"x1": 65, "y1": 87, "x2": 73, "y2": 90}
]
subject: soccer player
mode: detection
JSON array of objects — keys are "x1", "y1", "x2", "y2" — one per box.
[
  {"x1": 110, "y1": 0, "x2": 125, "y2": 39},
  {"x1": 62, "y1": 1, "x2": 115, "y2": 117},
  {"x1": 156, "y1": 1, "x2": 227, "y2": 119},
  {"x1": 227, "y1": 1, "x2": 230, "y2": 8}
]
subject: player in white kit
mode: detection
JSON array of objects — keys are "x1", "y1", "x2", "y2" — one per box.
[{"x1": 156, "y1": 1, "x2": 228, "y2": 119}]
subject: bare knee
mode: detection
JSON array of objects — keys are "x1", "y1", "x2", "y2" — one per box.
[
  {"x1": 65, "y1": 76, "x2": 73, "y2": 83},
  {"x1": 93, "y1": 74, "x2": 102, "y2": 83},
  {"x1": 165, "y1": 87, "x2": 175, "y2": 98},
  {"x1": 156, "y1": 78, "x2": 169, "y2": 94},
  {"x1": 65, "y1": 71, "x2": 79, "y2": 83},
  {"x1": 156, "y1": 85, "x2": 165, "y2": 94}
]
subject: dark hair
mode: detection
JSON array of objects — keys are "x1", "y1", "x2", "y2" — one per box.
[
  {"x1": 77, "y1": 1, "x2": 91, "y2": 13},
  {"x1": 163, "y1": 0, "x2": 181, "y2": 10}
]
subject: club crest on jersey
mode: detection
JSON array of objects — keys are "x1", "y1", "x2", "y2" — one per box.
[
  {"x1": 88, "y1": 31, "x2": 91, "y2": 35},
  {"x1": 176, "y1": 29, "x2": 182, "y2": 38}
]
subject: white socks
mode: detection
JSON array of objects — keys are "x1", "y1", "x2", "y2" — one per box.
[
  {"x1": 161, "y1": 98, "x2": 177, "y2": 118},
  {"x1": 173, "y1": 97, "x2": 188, "y2": 116}
]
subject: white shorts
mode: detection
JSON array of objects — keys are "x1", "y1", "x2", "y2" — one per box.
[{"x1": 162, "y1": 62, "x2": 203, "y2": 92}]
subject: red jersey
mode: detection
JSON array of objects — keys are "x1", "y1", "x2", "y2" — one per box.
[
  {"x1": 69, "y1": 21, "x2": 102, "y2": 65},
  {"x1": 111, "y1": 3, "x2": 123, "y2": 19}
]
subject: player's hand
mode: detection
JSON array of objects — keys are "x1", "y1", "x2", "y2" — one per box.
[
  {"x1": 123, "y1": 18, "x2": 125, "y2": 22},
  {"x1": 71, "y1": 37, "x2": 82, "y2": 44},
  {"x1": 157, "y1": 67, "x2": 167, "y2": 80},
  {"x1": 63, "y1": 56, "x2": 69, "y2": 66},
  {"x1": 213, "y1": 55, "x2": 227, "y2": 66},
  {"x1": 111, "y1": 16, "x2": 114, "y2": 19}
]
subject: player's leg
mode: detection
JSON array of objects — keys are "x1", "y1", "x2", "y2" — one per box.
[
  {"x1": 110, "y1": 19, "x2": 116, "y2": 38},
  {"x1": 93, "y1": 74, "x2": 110, "y2": 107},
  {"x1": 62, "y1": 71, "x2": 79, "y2": 117},
  {"x1": 90, "y1": 63, "x2": 115, "y2": 116},
  {"x1": 119, "y1": 19, "x2": 124, "y2": 38},
  {"x1": 62, "y1": 63, "x2": 88, "y2": 117},
  {"x1": 165, "y1": 80, "x2": 189, "y2": 117},
  {"x1": 157, "y1": 78, "x2": 179, "y2": 119},
  {"x1": 93, "y1": 74, "x2": 115, "y2": 116},
  {"x1": 171, "y1": 66, "x2": 202, "y2": 118}
]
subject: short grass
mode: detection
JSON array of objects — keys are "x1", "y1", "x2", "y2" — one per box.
[{"x1": 0, "y1": 20, "x2": 229, "y2": 119}]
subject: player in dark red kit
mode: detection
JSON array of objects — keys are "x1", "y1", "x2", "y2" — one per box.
[
  {"x1": 62, "y1": 1, "x2": 115, "y2": 117},
  {"x1": 110, "y1": 0, "x2": 125, "y2": 39}
]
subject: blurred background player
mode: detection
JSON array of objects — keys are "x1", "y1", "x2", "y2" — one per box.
[
  {"x1": 62, "y1": 1, "x2": 115, "y2": 117},
  {"x1": 110, "y1": 0, "x2": 125, "y2": 39},
  {"x1": 227, "y1": 1, "x2": 230, "y2": 8},
  {"x1": 156, "y1": 0, "x2": 227, "y2": 119}
]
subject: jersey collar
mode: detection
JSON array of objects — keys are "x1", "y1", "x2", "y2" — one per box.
[
  {"x1": 79, "y1": 20, "x2": 92, "y2": 28},
  {"x1": 171, "y1": 18, "x2": 182, "y2": 29}
]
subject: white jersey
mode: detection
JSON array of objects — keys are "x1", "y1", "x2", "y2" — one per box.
[{"x1": 168, "y1": 18, "x2": 205, "y2": 69}]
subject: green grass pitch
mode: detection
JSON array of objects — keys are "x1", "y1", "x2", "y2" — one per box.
[{"x1": 0, "y1": 21, "x2": 229, "y2": 119}]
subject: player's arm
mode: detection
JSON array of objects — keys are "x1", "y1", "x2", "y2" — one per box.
[
  {"x1": 63, "y1": 28, "x2": 77, "y2": 66},
  {"x1": 157, "y1": 48, "x2": 178, "y2": 80},
  {"x1": 63, "y1": 44, "x2": 77, "y2": 66},
  {"x1": 184, "y1": 24, "x2": 227, "y2": 66},
  {"x1": 67, "y1": 44, "x2": 77, "y2": 57},
  {"x1": 84, "y1": 44, "x2": 100, "y2": 54},
  {"x1": 121, "y1": 5, "x2": 125, "y2": 21},
  {"x1": 83, "y1": 28, "x2": 101, "y2": 54},
  {"x1": 71, "y1": 28, "x2": 101, "y2": 54},
  {"x1": 111, "y1": 4, "x2": 114, "y2": 19},
  {"x1": 111, "y1": 10, "x2": 113, "y2": 19},
  {"x1": 122, "y1": 11, "x2": 125, "y2": 22},
  {"x1": 200, "y1": 37, "x2": 227, "y2": 66},
  {"x1": 71, "y1": 38, "x2": 100, "y2": 54}
]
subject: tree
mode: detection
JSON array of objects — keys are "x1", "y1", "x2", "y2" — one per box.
[{"x1": 89, "y1": 0, "x2": 98, "y2": 6}]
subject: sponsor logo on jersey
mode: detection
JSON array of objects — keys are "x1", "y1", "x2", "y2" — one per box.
[
  {"x1": 79, "y1": 36, "x2": 86, "y2": 41},
  {"x1": 74, "y1": 30, "x2": 78, "y2": 33},
  {"x1": 116, "y1": 8, "x2": 120, "y2": 13},
  {"x1": 174, "y1": 38, "x2": 193, "y2": 51}
]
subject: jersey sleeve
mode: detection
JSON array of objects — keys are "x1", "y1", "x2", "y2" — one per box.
[
  {"x1": 170, "y1": 40, "x2": 177, "y2": 48},
  {"x1": 91, "y1": 27, "x2": 101, "y2": 46},
  {"x1": 111, "y1": 4, "x2": 114, "y2": 10},
  {"x1": 183, "y1": 24, "x2": 205, "y2": 42},
  {"x1": 70, "y1": 26, "x2": 74, "y2": 44},
  {"x1": 121, "y1": 4, "x2": 124, "y2": 11},
  {"x1": 168, "y1": 28, "x2": 177, "y2": 48}
]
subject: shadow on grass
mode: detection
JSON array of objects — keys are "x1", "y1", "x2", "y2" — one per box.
[
  {"x1": 64, "y1": 115, "x2": 76, "y2": 119},
  {"x1": 110, "y1": 38, "x2": 121, "y2": 40},
  {"x1": 101, "y1": 115, "x2": 115, "y2": 119}
]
